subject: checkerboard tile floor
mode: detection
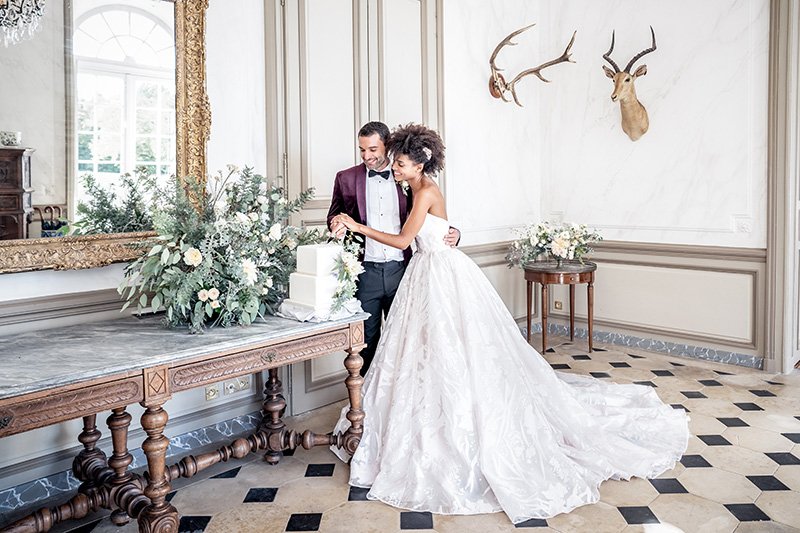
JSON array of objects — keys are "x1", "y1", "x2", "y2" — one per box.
[{"x1": 61, "y1": 341, "x2": 800, "y2": 533}]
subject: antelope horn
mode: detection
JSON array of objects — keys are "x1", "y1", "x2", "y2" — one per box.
[
  {"x1": 602, "y1": 30, "x2": 621, "y2": 73},
  {"x1": 624, "y1": 26, "x2": 657, "y2": 73}
]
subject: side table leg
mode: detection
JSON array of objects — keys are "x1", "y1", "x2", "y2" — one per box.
[
  {"x1": 569, "y1": 284, "x2": 575, "y2": 341},
  {"x1": 526, "y1": 280, "x2": 532, "y2": 343},
  {"x1": 138, "y1": 405, "x2": 178, "y2": 533},
  {"x1": 107, "y1": 407, "x2": 134, "y2": 526},
  {"x1": 72, "y1": 414, "x2": 107, "y2": 492},
  {"x1": 340, "y1": 345, "x2": 365, "y2": 455},
  {"x1": 541, "y1": 283, "x2": 549, "y2": 354},
  {"x1": 587, "y1": 282, "x2": 594, "y2": 353},
  {"x1": 261, "y1": 368, "x2": 287, "y2": 465}
]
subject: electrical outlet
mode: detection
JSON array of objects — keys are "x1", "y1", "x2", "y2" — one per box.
[
  {"x1": 223, "y1": 380, "x2": 238, "y2": 395},
  {"x1": 554, "y1": 300, "x2": 563, "y2": 310},
  {"x1": 205, "y1": 385, "x2": 220, "y2": 401}
]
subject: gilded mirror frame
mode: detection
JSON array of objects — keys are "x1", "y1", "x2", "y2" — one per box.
[{"x1": 0, "y1": 0, "x2": 209, "y2": 274}]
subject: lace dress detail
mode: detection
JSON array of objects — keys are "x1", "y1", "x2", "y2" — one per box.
[{"x1": 332, "y1": 214, "x2": 689, "y2": 523}]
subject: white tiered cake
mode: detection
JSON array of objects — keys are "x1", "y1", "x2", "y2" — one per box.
[{"x1": 283, "y1": 243, "x2": 344, "y2": 317}]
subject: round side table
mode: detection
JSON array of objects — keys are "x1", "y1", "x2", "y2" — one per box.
[{"x1": 523, "y1": 261, "x2": 597, "y2": 353}]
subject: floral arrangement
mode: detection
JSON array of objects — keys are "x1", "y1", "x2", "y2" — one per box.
[
  {"x1": 330, "y1": 232, "x2": 365, "y2": 313},
  {"x1": 70, "y1": 167, "x2": 155, "y2": 235},
  {"x1": 506, "y1": 221, "x2": 602, "y2": 268},
  {"x1": 119, "y1": 166, "x2": 324, "y2": 333}
]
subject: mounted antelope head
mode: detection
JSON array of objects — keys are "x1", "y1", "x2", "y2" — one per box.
[
  {"x1": 602, "y1": 26, "x2": 657, "y2": 141},
  {"x1": 489, "y1": 24, "x2": 577, "y2": 107}
]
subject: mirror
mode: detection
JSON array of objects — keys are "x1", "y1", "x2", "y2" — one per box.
[{"x1": 0, "y1": 0, "x2": 210, "y2": 273}]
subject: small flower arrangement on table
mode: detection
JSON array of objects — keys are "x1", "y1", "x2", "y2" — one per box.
[
  {"x1": 330, "y1": 232, "x2": 365, "y2": 313},
  {"x1": 506, "y1": 221, "x2": 602, "y2": 269},
  {"x1": 119, "y1": 166, "x2": 324, "y2": 333}
]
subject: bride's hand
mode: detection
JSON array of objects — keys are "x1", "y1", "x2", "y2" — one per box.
[{"x1": 333, "y1": 214, "x2": 359, "y2": 232}]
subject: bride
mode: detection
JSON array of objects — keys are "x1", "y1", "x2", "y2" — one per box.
[{"x1": 329, "y1": 123, "x2": 689, "y2": 524}]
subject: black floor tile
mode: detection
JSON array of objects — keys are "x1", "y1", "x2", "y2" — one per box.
[
  {"x1": 348, "y1": 486, "x2": 370, "y2": 501},
  {"x1": 590, "y1": 372, "x2": 611, "y2": 378},
  {"x1": 165, "y1": 490, "x2": 177, "y2": 502},
  {"x1": 550, "y1": 363, "x2": 571, "y2": 370},
  {"x1": 593, "y1": 348, "x2": 607, "y2": 351},
  {"x1": 715, "y1": 370, "x2": 734, "y2": 376},
  {"x1": 796, "y1": 416, "x2": 800, "y2": 422},
  {"x1": 400, "y1": 511, "x2": 434, "y2": 529},
  {"x1": 671, "y1": 404, "x2": 690, "y2": 412},
  {"x1": 515, "y1": 518, "x2": 548, "y2": 528},
  {"x1": 766, "y1": 380, "x2": 784, "y2": 385},
  {"x1": 610, "y1": 362, "x2": 631, "y2": 368},
  {"x1": 652, "y1": 370, "x2": 674, "y2": 377},
  {"x1": 724, "y1": 503, "x2": 770, "y2": 522},
  {"x1": 670, "y1": 362, "x2": 685, "y2": 367},
  {"x1": 649, "y1": 478, "x2": 688, "y2": 494},
  {"x1": 735, "y1": 402, "x2": 764, "y2": 411},
  {"x1": 698, "y1": 434, "x2": 732, "y2": 446},
  {"x1": 634, "y1": 381, "x2": 657, "y2": 388},
  {"x1": 243, "y1": 487, "x2": 278, "y2": 503},
  {"x1": 628, "y1": 354, "x2": 645, "y2": 359},
  {"x1": 572, "y1": 355, "x2": 591, "y2": 360},
  {"x1": 286, "y1": 513, "x2": 323, "y2": 531},
  {"x1": 766, "y1": 452, "x2": 800, "y2": 465},
  {"x1": 178, "y1": 516, "x2": 212, "y2": 533},
  {"x1": 698, "y1": 379, "x2": 723, "y2": 387},
  {"x1": 749, "y1": 389, "x2": 777, "y2": 397},
  {"x1": 282, "y1": 447, "x2": 296, "y2": 457},
  {"x1": 746, "y1": 475, "x2": 790, "y2": 491},
  {"x1": 681, "y1": 454, "x2": 712, "y2": 468},
  {"x1": 305, "y1": 463, "x2": 335, "y2": 477},
  {"x1": 618, "y1": 506, "x2": 660, "y2": 525},
  {"x1": 782, "y1": 433, "x2": 800, "y2": 444},
  {"x1": 681, "y1": 391, "x2": 706, "y2": 399},
  {"x1": 545, "y1": 348, "x2": 556, "y2": 353},
  {"x1": 717, "y1": 417, "x2": 749, "y2": 427},
  {"x1": 210, "y1": 466, "x2": 241, "y2": 479}
]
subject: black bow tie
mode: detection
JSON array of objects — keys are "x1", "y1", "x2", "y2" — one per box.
[{"x1": 368, "y1": 169, "x2": 391, "y2": 180}]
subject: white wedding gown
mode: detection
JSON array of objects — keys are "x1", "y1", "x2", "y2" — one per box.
[{"x1": 333, "y1": 213, "x2": 689, "y2": 524}]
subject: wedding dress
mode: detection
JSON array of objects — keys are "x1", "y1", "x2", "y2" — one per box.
[{"x1": 332, "y1": 213, "x2": 689, "y2": 523}]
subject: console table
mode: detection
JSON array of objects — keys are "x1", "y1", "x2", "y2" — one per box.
[
  {"x1": 0, "y1": 313, "x2": 367, "y2": 533},
  {"x1": 524, "y1": 261, "x2": 597, "y2": 354}
]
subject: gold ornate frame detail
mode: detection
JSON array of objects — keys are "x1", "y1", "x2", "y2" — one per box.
[{"x1": 0, "y1": 0, "x2": 210, "y2": 275}]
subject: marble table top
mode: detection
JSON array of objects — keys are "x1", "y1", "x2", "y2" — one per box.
[{"x1": 0, "y1": 313, "x2": 368, "y2": 401}]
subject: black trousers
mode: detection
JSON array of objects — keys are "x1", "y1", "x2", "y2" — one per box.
[{"x1": 356, "y1": 260, "x2": 406, "y2": 376}]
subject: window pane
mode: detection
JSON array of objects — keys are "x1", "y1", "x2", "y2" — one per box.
[
  {"x1": 78, "y1": 134, "x2": 94, "y2": 160},
  {"x1": 160, "y1": 84, "x2": 175, "y2": 110},
  {"x1": 136, "y1": 82, "x2": 157, "y2": 108},
  {"x1": 98, "y1": 163, "x2": 120, "y2": 173},
  {"x1": 78, "y1": 163, "x2": 93, "y2": 172},
  {"x1": 142, "y1": 164, "x2": 157, "y2": 175},
  {"x1": 137, "y1": 110, "x2": 156, "y2": 135},
  {"x1": 96, "y1": 135, "x2": 121, "y2": 162},
  {"x1": 136, "y1": 138, "x2": 156, "y2": 162}
]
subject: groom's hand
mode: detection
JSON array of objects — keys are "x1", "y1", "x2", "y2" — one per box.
[
  {"x1": 330, "y1": 220, "x2": 347, "y2": 239},
  {"x1": 444, "y1": 228, "x2": 460, "y2": 248}
]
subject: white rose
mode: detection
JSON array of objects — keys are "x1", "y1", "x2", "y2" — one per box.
[
  {"x1": 210, "y1": 300, "x2": 221, "y2": 309},
  {"x1": 268, "y1": 223, "x2": 282, "y2": 241},
  {"x1": 241, "y1": 258, "x2": 258, "y2": 286},
  {"x1": 277, "y1": 197, "x2": 287, "y2": 205},
  {"x1": 261, "y1": 287, "x2": 269, "y2": 295},
  {"x1": 284, "y1": 238, "x2": 297, "y2": 250},
  {"x1": 183, "y1": 247, "x2": 202, "y2": 267},
  {"x1": 235, "y1": 212, "x2": 250, "y2": 225},
  {"x1": 248, "y1": 212, "x2": 259, "y2": 221},
  {"x1": 257, "y1": 195, "x2": 268, "y2": 204},
  {"x1": 197, "y1": 289, "x2": 209, "y2": 302},
  {"x1": 208, "y1": 287, "x2": 220, "y2": 300},
  {"x1": 266, "y1": 277, "x2": 273, "y2": 288},
  {"x1": 267, "y1": 248, "x2": 275, "y2": 254}
]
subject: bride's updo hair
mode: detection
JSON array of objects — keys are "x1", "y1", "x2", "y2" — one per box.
[{"x1": 386, "y1": 123, "x2": 445, "y2": 176}]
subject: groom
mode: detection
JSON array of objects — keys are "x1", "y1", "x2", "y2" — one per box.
[{"x1": 327, "y1": 121, "x2": 459, "y2": 375}]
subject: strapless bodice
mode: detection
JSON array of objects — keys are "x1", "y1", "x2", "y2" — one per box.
[{"x1": 415, "y1": 214, "x2": 450, "y2": 253}]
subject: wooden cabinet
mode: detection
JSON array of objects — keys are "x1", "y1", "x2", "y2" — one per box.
[{"x1": 0, "y1": 147, "x2": 34, "y2": 240}]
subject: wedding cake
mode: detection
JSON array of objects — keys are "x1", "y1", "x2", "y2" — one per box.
[{"x1": 284, "y1": 243, "x2": 344, "y2": 316}]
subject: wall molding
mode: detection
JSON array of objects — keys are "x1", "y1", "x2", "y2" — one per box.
[{"x1": 0, "y1": 289, "x2": 122, "y2": 328}]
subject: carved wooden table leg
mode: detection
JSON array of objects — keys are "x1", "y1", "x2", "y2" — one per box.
[
  {"x1": 107, "y1": 407, "x2": 134, "y2": 526},
  {"x1": 569, "y1": 284, "x2": 575, "y2": 341},
  {"x1": 261, "y1": 368, "x2": 286, "y2": 465},
  {"x1": 72, "y1": 414, "x2": 107, "y2": 492},
  {"x1": 587, "y1": 281, "x2": 594, "y2": 353},
  {"x1": 137, "y1": 405, "x2": 178, "y2": 533},
  {"x1": 526, "y1": 280, "x2": 532, "y2": 343},
  {"x1": 540, "y1": 282, "x2": 549, "y2": 353},
  {"x1": 339, "y1": 344, "x2": 364, "y2": 455}
]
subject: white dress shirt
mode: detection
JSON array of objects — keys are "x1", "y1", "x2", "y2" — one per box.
[{"x1": 364, "y1": 166, "x2": 404, "y2": 262}]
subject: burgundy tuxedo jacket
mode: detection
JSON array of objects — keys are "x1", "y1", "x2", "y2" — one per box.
[{"x1": 326, "y1": 162, "x2": 413, "y2": 264}]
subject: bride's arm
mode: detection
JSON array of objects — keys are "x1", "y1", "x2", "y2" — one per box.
[{"x1": 337, "y1": 190, "x2": 434, "y2": 250}]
